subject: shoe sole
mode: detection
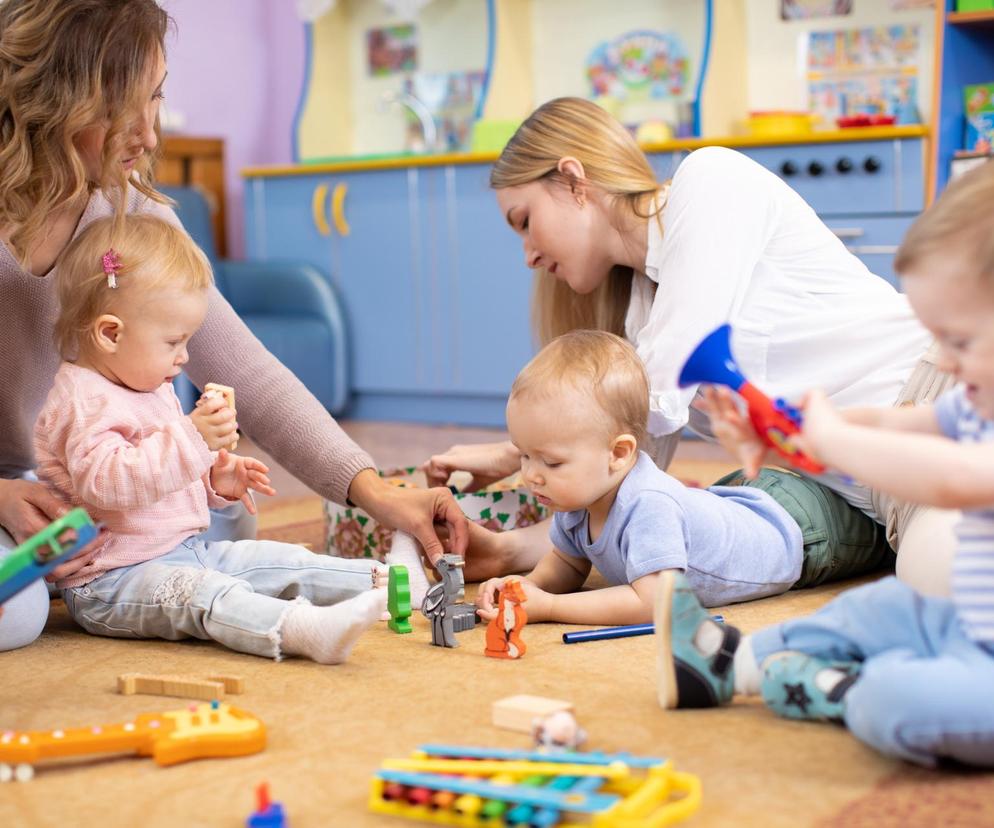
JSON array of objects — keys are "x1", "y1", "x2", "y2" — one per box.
[{"x1": 654, "y1": 570, "x2": 678, "y2": 709}]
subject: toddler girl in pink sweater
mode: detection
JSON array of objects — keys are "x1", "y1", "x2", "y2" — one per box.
[{"x1": 34, "y1": 214, "x2": 391, "y2": 663}]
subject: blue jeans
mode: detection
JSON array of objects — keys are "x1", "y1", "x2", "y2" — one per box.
[
  {"x1": 752, "y1": 576, "x2": 994, "y2": 767},
  {"x1": 0, "y1": 503, "x2": 257, "y2": 652},
  {"x1": 62, "y1": 536, "x2": 378, "y2": 659}
]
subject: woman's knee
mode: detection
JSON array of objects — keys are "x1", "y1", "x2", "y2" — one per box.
[
  {"x1": 894, "y1": 507, "x2": 959, "y2": 598},
  {"x1": 0, "y1": 579, "x2": 49, "y2": 651}
]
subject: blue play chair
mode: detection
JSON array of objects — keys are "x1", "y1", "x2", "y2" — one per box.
[{"x1": 158, "y1": 185, "x2": 349, "y2": 414}]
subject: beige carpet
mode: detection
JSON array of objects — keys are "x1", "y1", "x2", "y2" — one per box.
[{"x1": 2, "y1": 497, "x2": 993, "y2": 827}]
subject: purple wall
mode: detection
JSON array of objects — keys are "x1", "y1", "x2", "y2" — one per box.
[{"x1": 161, "y1": 0, "x2": 306, "y2": 257}]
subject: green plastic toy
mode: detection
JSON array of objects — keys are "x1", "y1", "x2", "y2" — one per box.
[
  {"x1": 0, "y1": 508, "x2": 98, "y2": 605},
  {"x1": 388, "y1": 565, "x2": 412, "y2": 634}
]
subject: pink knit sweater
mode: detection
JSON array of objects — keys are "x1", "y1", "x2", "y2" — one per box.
[
  {"x1": 1, "y1": 187, "x2": 373, "y2": 506},
  {"x1": 35, "y1": 363, "x2": 234, "y2": 588}
]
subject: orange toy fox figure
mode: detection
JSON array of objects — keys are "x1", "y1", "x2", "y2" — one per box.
[{"x1": 484, "y1": 579, "x2": 528, "y2": 659}]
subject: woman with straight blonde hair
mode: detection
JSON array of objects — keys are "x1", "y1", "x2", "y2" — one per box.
[
  {"x1": 0, "y1": 0, "x2": 466, "y2": 652},
  {"x1": 425, "y1": 97, "x2": 957, "y2": 596}
]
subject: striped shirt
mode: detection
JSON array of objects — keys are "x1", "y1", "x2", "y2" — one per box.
[{"x1": 935, "y1": 386, "x2": 994, "y2": 646}]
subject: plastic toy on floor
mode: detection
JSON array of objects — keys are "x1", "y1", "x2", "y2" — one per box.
[
  {"x1": 0, "y1": 508, "x2": 98, "y2": 605},
  {"x1": 484, "y1": 578, "x2": 528, "y2": 659},
  {"x1": 679, "y1": 323, "x2": 825, "y2": 474},
  {"x1": 246, "y1": 781, "x2": 287, "y2": 828},
  {"x1": 0, "y1": 701, "x2": 265, "y2": 780},
  {"x1": 532, "y1": 710, "x2": 587, "y2": 752},
  {"x1": 388, "y1": 565, "x2": 413, "y2": 634},
  {"x1": 421, "y1": 554, "x2": 478, "y2": 648},
  {"x1": 368, "y1": 744, "x2": 701, "y2": 827}
]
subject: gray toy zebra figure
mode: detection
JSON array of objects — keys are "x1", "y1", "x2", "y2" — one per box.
[{"x1": 421, "y1": 554, "x2": 479, "y2": 647}]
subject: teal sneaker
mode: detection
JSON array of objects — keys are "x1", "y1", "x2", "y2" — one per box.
[
  {"x1": 760, "y1": 652, "x2": 859, "y2": 723},
  {"x1": 655, "y1": 570, "x2": 740, "y2": 709}
]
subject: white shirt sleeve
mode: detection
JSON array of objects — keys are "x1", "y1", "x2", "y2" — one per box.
[{"x1": 631, "y1": 147, "x2": 783, "y2": 436}]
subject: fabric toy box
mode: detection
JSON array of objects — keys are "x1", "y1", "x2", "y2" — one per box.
[{"x1": 323, "y1": 467, "x2": 549, "y2": 561}]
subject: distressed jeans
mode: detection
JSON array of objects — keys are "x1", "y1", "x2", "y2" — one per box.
[{"x1": 62, "y1": 537, "x2": 379, "y2": 659}]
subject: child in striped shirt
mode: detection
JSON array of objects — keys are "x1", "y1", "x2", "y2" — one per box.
[
  {"x1": 655, "y1": 161, "x2": 994, "y2": 767},
  {"x1": 34, "y1": 214, "x2": 393, "y2": 664}
]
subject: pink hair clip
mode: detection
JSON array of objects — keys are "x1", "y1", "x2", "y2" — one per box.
[{"x1": 102, "y1": 248, "x2": 122, "y2": 289}]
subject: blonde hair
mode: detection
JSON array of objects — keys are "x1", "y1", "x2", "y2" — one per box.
[
  {"x1": 0, "y1": 0, "x2": 171, "y2": 266},
  {"x1": 895, "y1": 161, "x2": 994, "y2": 286},
  {"x1": 510, "y1": 330, "x2": 649, "y2": 448},
  {"x1": 54, "y1": 214, "x2": 213, "y2": 360},
  {"x1": 491, "y1": 97, "x2": 665, "y2": 345}
]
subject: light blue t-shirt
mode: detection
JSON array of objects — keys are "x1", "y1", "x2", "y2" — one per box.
[
  {"x1": 935, "y1": 385, "x2": 994, "y2": 647},
  {"x1": 549, "y1": 452, "x2": 803, "y2": 607}
]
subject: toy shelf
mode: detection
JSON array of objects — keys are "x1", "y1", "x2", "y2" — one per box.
[{"x1": 947, "y1": 11, "x2": 994, "y2": 27}]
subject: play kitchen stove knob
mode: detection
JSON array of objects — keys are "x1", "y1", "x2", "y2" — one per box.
[
  {"x1": 807, "y1": 160, "x2": 825, "y2": 177},
  {"x1": 863, "y1": 155, "x2": 882, "y2": 173},
  {"x1": 779, "y1": 160, "x2": 798, "y2": 177},
  {"x1": 836, "y1": 157, "x2": 854, "y2": 174}
]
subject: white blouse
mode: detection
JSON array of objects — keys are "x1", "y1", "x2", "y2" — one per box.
[{"x1": 626, "y1": 146, "x2": 932, "y2": 514}]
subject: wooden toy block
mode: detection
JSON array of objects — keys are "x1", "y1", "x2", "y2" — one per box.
[
  {"x1": 204, "y1": 382, "x2": 237, "y2": 449},
  {"x1": 207, "y1": 674, "x2": 245, "y2": 694},
  {"x1": 117, "y1": 672, "x2": 227, "y2": 701},
  {"x1": 491, "y1": 695, "x2": 574, "y2": 734}
]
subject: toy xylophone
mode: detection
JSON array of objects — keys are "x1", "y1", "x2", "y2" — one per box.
[{"x1": 370, "y1": 744, "x2": 701, "y2": 827}]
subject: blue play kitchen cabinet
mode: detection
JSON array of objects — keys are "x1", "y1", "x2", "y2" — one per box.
[{"x1": 243, "y1": 126, "x2": 927, "y2": 425}]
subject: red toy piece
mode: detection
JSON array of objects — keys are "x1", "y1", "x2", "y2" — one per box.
[{"x1": 484, "y1": 579, "x2": 528, "y2": 659}]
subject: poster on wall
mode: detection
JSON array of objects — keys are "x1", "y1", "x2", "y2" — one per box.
[
  {"x1": 367, "y1": 24, "x2": 417, "y2": 76},
  {"x1": 806, "y1": 25, "x2": 921, "y2": 124},
  {"x1": 781, "y1": 0, "x2": 852, "y2": 20},
  {"x1": 402, "y1": 70, "x2": 486, "y2": 152},
  {"x1": 586, "y1": 30, "x2": 690, "y2": 102}
]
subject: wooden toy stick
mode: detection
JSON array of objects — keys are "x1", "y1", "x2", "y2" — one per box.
[
  {"x1": 203, "y1": 383, "x2": 237, "y2": 450},
  {"x1": 117, "y1": 673, "x2": 234, "y2": 701}
]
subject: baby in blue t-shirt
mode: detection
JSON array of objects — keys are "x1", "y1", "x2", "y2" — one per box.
[{"x1": 475, "y1": 330, "x2": 889, "y2": 627}]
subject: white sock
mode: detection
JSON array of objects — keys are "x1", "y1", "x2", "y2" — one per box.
[
  {"x1": 385, "y1": 531, "x2": 431, "y2": 606},
  {"x1": 280, "y1": 589, "x2": 386, "y2": 665},
  {"x1": 733, "y1": 636, "x2": 762, "y2": 696}
]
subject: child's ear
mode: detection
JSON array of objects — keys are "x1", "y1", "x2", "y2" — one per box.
[
  {"x1": 91, "y1": 314, "x2": 124, "y2": 355},
  {"x1": 609, "y1": 434, "x2": 638, "y2": 471}
]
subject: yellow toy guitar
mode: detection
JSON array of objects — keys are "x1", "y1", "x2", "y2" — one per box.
[{"x1": 0, "y1": 701, "x2": 265, "y2": 777}]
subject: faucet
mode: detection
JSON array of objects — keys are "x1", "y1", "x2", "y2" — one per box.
[{"x1": 380, "y1": 89, "x2": 438, "y2": 152}]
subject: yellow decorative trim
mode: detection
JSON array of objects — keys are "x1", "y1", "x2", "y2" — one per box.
[
  {"x1": 311, "y1": 183, "x2": 331, "y2": 237},
  {"x1": 245, "y1": 126, "x2": 929, "y2": 179},
  {"x1": 331, "y1": 183, "x2": 350, "y2": 237}
]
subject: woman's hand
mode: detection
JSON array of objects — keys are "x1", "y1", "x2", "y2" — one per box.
[
  {"x1": 419, "y1": 441, "x2": 521, "y2": 491},
  {"x1": 189, "y1": 394, "x2": 238, "y2": 451},
  {"x1": 209, "y1": 450, "x2": 277, "y2": 514},
  {"x1": 348, "y1": 469, "x2": 468, "y2": 566},
  {"x1": 696, "y1": 387, "x2": 770, "y2": 479},
  {"x1": 0, "y1": 478, "x2": 71, "y2": 544},
  {"x1": 475, "y1": 576, "x2": 551, "y2": 622}
]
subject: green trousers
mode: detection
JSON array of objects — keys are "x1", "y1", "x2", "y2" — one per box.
[{"x1": 713, "y1": 468, "x2": 894, "y2": 589}]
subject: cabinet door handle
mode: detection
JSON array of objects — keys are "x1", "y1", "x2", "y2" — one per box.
[
  {"x1": 312, "y1": 183, "x2": 331, "y2": 237},
  {"x1": 848, "y1": 245, "x2": 899, "y2": 255},
  {"x1": 829, "y1": 227, "x2": 865, "y2": 239},
  {"x1": 331, "y1": 183, "x2": 351, "y2": 237}
]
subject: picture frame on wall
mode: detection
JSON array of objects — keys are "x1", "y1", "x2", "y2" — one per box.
[{"x1": 781, "y1": 0, "x2": 853, "y2": 19}]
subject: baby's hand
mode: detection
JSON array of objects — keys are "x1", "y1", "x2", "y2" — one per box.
[
  {"x1": 475, "y1": 577, "x2": 549, "y2": 622},
  {"x1": 798, "y1": 389, "x2": 842, "y2": 461},
  {"x1": 696, "y1": 387, "x2": 769, "y2": 479},
  {"x1": 210, "y1": 449, "x2": 277, "y2": 514},
  {"x1": 189, "y1": 394, "x2": 238, "y2": 451}
]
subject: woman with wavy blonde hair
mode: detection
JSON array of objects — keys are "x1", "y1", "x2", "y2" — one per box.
[
  {"x1": 0, "y1": 0, "x2": 466, "y2": 652},
  {"x1": 425, "y1": 97, "x2": 957, "y2": 599}
]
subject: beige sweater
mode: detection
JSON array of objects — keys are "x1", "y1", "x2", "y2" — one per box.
[{"x1": 0, "y1": 186, "x2": 373, "y2": 504}]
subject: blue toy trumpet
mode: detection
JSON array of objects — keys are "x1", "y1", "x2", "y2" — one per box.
[{"x1": 679, "y1": 324, "x2": 825, "y2": 474}]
